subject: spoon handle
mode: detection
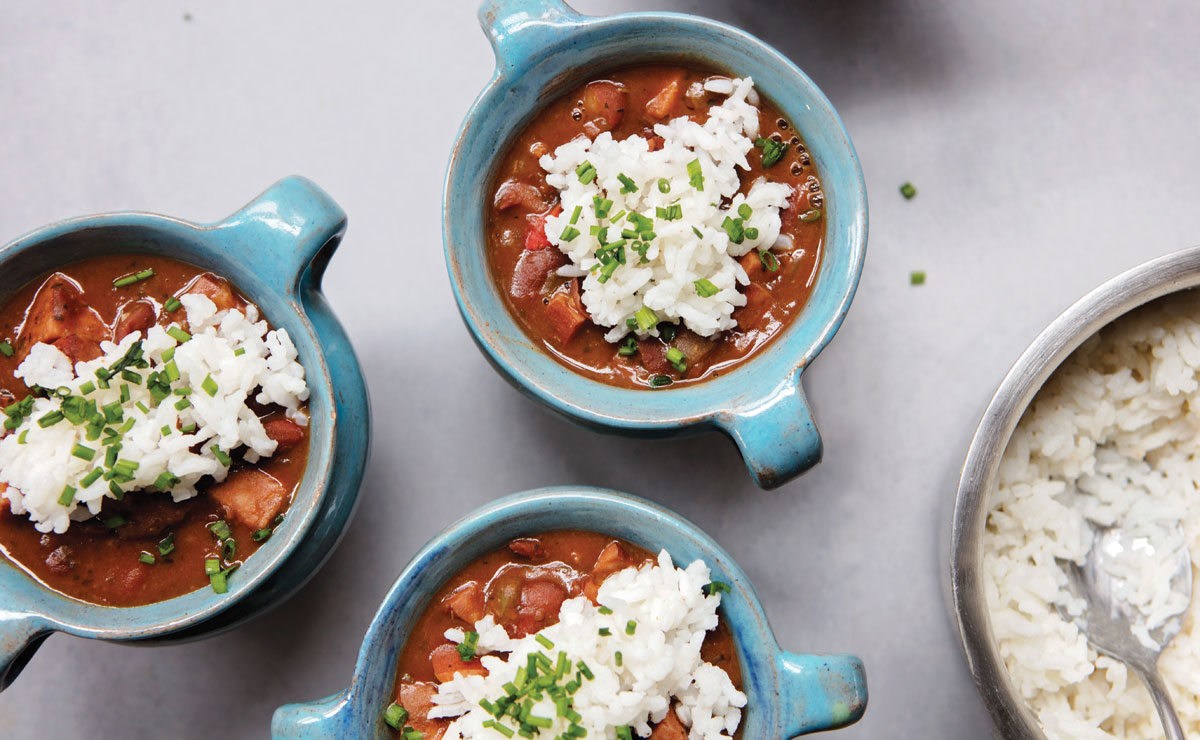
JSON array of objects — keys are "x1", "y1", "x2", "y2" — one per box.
[{"x1": 1134, "y1": 662, "x2": 1186, "y2": 740}]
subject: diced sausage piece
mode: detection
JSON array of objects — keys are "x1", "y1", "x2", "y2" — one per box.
[
  {"x1": 442, "y1": 581, "x2": 485, "y2": 625},
  {"x1": 545, "y1": 290, "x2": 588, "y2": 345},
  {"x1": 494, "y1": 180, "x2": 548, "y2": 212},
  {"x1": 398, "y1": 682, "x2": 449, "y2": 739},
  {"x1": 430, "y1": 644, "x2": 488, "y2": 683},
  {"x1": 647, "y1": 135, "x2": 665, "y2": 152},
  {"x1": 208, "y1": 469, "x2": 289, "y2": 531},
  {"x1": 181, "y1": 273, "x2": 243, "y2": 313},
  {"x1": 638, "y1": 339, "x2": 672, "y2": 375},
  {"x1": 17, "y1": 275, "x2": 107, "y2": 360},
  {"x1": 510, "y1": 249, "x2": 568, "y2": 299},
  {"x1": 113, "y1": 299, "x2": 157, "y2": 341},
  {"x1": 645, "y1": 78, "x2": 683, "y2": 119},
  {"x1": 593, "y1": 541, "x2": 637, "y2": 582},
  {"x1": 733, "y1": 283, "x2": 776, "y2": 332},
  {"x1": 508, "y1": 538, "x2": 546, "y2": 560},
  {"x1": 674, "y1": 330, "x2": 716, "y2": 366},
  {"x1": 112, "y1": 494, "x2": 194, "y2": 540},
  {"x1": 513, "y1": 578, "x2": 568, "y2": 636},
  {"x1": 263, "y1": 418, "x2": 305, "y2": 451},
  {"x1": 52, "y1": 334, "x2": 103, "y2": 364},
  {"x1": 649, "y1": 707, "x2": 688, "y2": 740},
  {"x1": 739, "y1": 251, "x2": 769, "y2": 284},
  {"x1": 525, "y1": 213, "x2": 553, "y2": 251},
  {"x1": 45, "y1": 545, "x2": 75, "y2": 576},
  {"x1": 582, "y1": 80, "x2": 628, "y2": 132}
]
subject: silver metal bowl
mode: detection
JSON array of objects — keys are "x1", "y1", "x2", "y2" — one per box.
[{"x1": 949, "y1": 245, "x2": 1200, "y2": 738}]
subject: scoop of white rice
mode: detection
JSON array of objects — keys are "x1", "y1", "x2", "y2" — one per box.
[
  {"x1": 0, "y1": 295, "x2": 309, "y2": 533},
  {"x1": 540, "y1": 77, "x2": 793, "y2": 342},
  {"x1": 984, "y1": 292, "x2": 1200, "y2": 739},
  {"x1": 430, "y1": 551, "x2": 746, "y2": 739}
]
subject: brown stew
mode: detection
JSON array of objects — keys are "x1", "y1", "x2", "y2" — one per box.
[
  {"x1": 390, "y1": 530, "x2": 742, "y2": 740},
  {"x1": 487, "y1": 64, "x2": 824, "y2": 389},
  {"x1": 0, "y1": 254, "x2": 308, "y2": 606}
]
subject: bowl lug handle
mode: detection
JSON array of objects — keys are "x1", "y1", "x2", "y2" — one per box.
[
  {"x1": 211, "y1": 176, "x2": 348, "y2": 294},
  {"x1": 271, "y1": 689, "x2": 353, "y2": 740},
  {"x1": 477, "y1": 0, "x2": 582, "y2": 75},
  {"x1": 0, "y1": 612, "x2": 52, "y2": 692},
  {"x1": 777, "y1": 651, "x2": 868, "y2": 736},
  {"x1": 718, "y1": 381, "x2": 823, "y2": 489}
]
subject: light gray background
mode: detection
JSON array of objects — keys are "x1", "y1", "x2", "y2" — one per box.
[{"x1": 2, "y1": 1, "x2": 1198, "y2": 737}]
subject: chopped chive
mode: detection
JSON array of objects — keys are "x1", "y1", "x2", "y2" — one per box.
[
  {"x1": 569, "y1": 205, "x2": 583, "y2": 225},
  {"x1": 560, "y1": 225, "x2": 581, "y2": 242},
  {"x1": 577, "y1": 661, "x2": 594, "y2": 680},
  {"x1": 458, "y1": 630, "x2": 480, "y2": 661},
  {"x1": 592, "y1": 195, "x2": 613, "y2": 219},
  {"x1": 575, "y1": 160, "x2": 597, "y2": 184},
  {"x1": 71, "y1": 444, "x2": 96, "y2": 461},
  {"x1": 208, "y1": 520, "x2": 232, "y2": 541},
  {"x1": 625, "y1": 620, "x2": 637, "y2": 635},
  {"x1": 617, "y1": 336, "x2": 638, "y2": 357},
  {"x1": 800, "y1": 208, "x2": 822, "y2": 223},
  {"x1": 745, "y1": 226, "x2": 760, "y2": 240},
  {"x1": 164, "y1": 296, "x2": 182, "y2": 312},
  {"x1": 251, "y1": 527, "x2": 272, "y2": 542},
  {"x1": 634, "y1": 306, "x2": 658, "y2": 332},
  {"x1": 164, "y1": 360, "x2": 180, "y2": 382},
  {"x1": 153, "y1": 471, "x2": 180, "y2": 490},
  {"x1": 175, "y1": 397, "x2": 191, "y2": 410},
  {"x1": 180, "y1": 423, "x2": 196, "y2": 433},
  {"x1": 758, "y1": 250, "x2": 779, "y2": 272},
  {"x1": 383, "y1": 703, "x2": 409, "y2": 730},
  {"x1": 615, "y1": 651, "x2": 623, "y2": 666},
  {"x1": 166, "y1": 326, "x2": 191, "y2": 343},
  {"x1": 535, "y1": 634, "x2": 554, "y2": 649},
  {"x1": 57, "y1": 485, "x2": 76, "y2": 506},
  {"x1": 210, "y1": 445, "x2": 231, "y2": 467},
  {"x1": 649, "y1": 375, "x2": 672, "y2": 388},
  {"x1": 204, "y1": 557, "x2": 221, "y2": 575},
  {"x1": 138, "y1": 551, "x2": 156, "y2": 565},
  {"x1": 161, "y1": 425, "x2": 172, "y2": 436},
  {"x1": 692, "y1": 226, "x2": 704, "y2": 240},
  {"x1": 135, "y1": 268, "x2": 154, "y2": 281},
  {"x1": 900, "y1": 182, "x2": 917, "y2": 199},
  {"x1": 694, "y1": 278, "x2": 719, "y2": 298},
  {"x1": 162, "y1": 346, "x2": 176, "y2": 362},
  {"x1": 738, "y1": 202, "x2": 753, "y2": 220},
  {"x1": 721, "y1": 216, "x2": 745, "y2": 244},
  {"x1": 108, "y1": 481, "x2": 124, "y2": 499},
  {"x1": 79, "y1": 381, "x2": 96, "y2": 395},
  {"x1": 122, "y1": 369, "x2": 142, "y2": 385},
  {"x1": 666, "y1": 347, "x2": 687, "y2": 373},
  {"x1": 233, "y1": 347, "x2": 246, "y2": 357},
  {"x1": 687, "y1": 159, "x2": 704, "y2": 191},
  {"x1": 617, "y1": 173, "x2": 638, "y2": 193},
  {"x1": 158, "y1": 533, "x2": 175, "y2": 557},
  {"x1": 104, "y1": 514, "x2": 126, "y2": 529},
  {"x1": 79, "y1": 468, "x2": 103, "y2": 488},
  {"x1": 657, "y1": 178, "x2": 670, "y2": 193},
  {"x1": 201, "y1": 375, "x2": 218, "y2": 397},
  {"x1": 37, "y1": 411, "x2": 64, "y2": 428},
  {"x1": 0, "y1": 341, "x2": 12, "y2": 358},
  {"x1": 616, "y1": 725, "x2": 633, "y2": 740},
  {"x1": 754, "y1": 137, "x2": 787, "y2": 167},
  {"x1": 910, "y1": 270, "x2": 926, "y2": 285},
  {"x1": 135, "y1": 401, "x2": 149, "y2": 413},
  {"x1": 17, "y1": 430, "x2": 27, "y2": 444},
  {"x1": 703, "y1": 580, "x2": 732, "y2": 595},
  {"x1": 598, "y1": 606, "x2": 613, "y2": 615},
  {"x1": 598, "y1": 627, "x2": 611, "y2": 636}
]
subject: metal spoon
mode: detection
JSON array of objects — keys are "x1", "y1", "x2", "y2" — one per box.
[{"x1": 1057, "y1": 525, "x2": 1191, "y2": 740}]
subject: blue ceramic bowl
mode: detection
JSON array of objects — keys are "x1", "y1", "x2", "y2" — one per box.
[
  {"x1": 272, "y1": 487, "x2": 867, "y2": 739},
  {"x1": 444, "y1": 0, "x2": 868, "y2": 490},
  {"x1": 0, "y1": 176, "x2": 370, "y2": 689}
]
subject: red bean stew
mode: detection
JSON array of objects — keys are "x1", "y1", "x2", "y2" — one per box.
[
  {"x1": 0, "y1": 254, "x2": 308, "y2": 606},
  {"x1": 389, "y1": 530, "x2": 742, "y2": 739},
  {"x1": 487, "y1": 64, "x2": 824, "y2": 389}
]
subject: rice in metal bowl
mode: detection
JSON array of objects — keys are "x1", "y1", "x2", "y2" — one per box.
[{"x1": 984, "y1": 292, "x2": 1200, "y2": 739}]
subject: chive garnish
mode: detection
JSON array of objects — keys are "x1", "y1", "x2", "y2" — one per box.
[
  {"x1": 210, "y1": 445, "x2": 231, "y2": 467},
  {"x1": 383, "y1": 703, "x2": 409, "y2": 730},
  {"x1": 560, "y1": 225, "x2": 580, "y2": 242},
  {"x1": 598, "y1": 627, "x2": 611, "y2": 636},
  {"x1": 687, "y1": 159, "x2": 704, "y2": 191},
  {"x1": 694, "y1": 278, "x2": 719, "y2": 298},
  {"x1": 164, "y1": 296, "x2": 182, "y2": 312},
  {"x1": 208, "y1": 520, "x2": 232, "y2": 541},
  {"x1": 911, "y1": 270, "x2": 926, "y2": 285},
  {"x1": 458, "y1": 630, "x2": 480, "y2": 661},
  {"x1": 575, "y1": 161, "x2": 597, "y2": 184},
  {"x1": 649, "y1": 375, "x2": 672, "y2": 388},
  {"x1": 738, "y1": 202, "x2": 753, "y2": 220},
  {"x1": 166, "y1": 326, "x2": 191, "y2": 343},
  {"x1": 800, "y1": 208, "x2": 822, "y2": 223},
  {"x1": 0, "y1": 341, "x2": 12, "y2": 358},
  {"x1": 158, "y1": 533, "x2": 175, "y2": 557},
  {"x1": 900, "y1": 182, "x2": 917, "y2": 199},
  {"x1": 657, "y1": 178, "x2": 670, "y2": 193},
  {"x1": 201, "y1": 374, "x2": 218, "y2": 397},
  {"x1": 625, "y1": 620, "x2": 637, "y2": 635},
  {"x1": 666, "y1": 347, "x2": 687, "y2": 373},
  {"x1": 598, "y1": 606, "x2": 613, "y2": 615},
  {"x1": 617, "y1": 173, "x2": 638, "y2": 193},
  {"x1": 57, "y1": 485, "x2": 76, "y2": 506},
  {"x1": 634, "y1": 306, "x2": 658, "y2": 332},
  {"x1": 703, "y1": 580, "x2": 732, "y2": 595},
  {"x1": 104, "y1": 514, "x2": 126, "y2": 529},
  {"x1": 37, "y1": 411, "x2": 64, "y2": 428},
  {"x1": 535, "y1": 634, "x2": 555, "y2": 649},
  {"x1": 758, "y1": 250, "x2": 780, "y2": 272},
  {"x1": 153, "y1": 471, "x2": 180, "y2": 490},
  {"x1": 617, "y1": 336, "x2": 638, "y2": 357},
  {"x1": 138, "y1": 551, "x2": 156, "y2": 565},
  {"x1": 113, "y1": 269, "x2": 155, "y2": 288},
  {"x1": 754, "y1": 137, "x2": 787, "y2": 167}
]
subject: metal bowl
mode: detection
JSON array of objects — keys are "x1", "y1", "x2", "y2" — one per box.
[{"x1": 949, "y1": 245, "x2": 1200, "y2": 738}]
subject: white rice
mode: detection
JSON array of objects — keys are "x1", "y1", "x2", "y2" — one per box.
[
  {"x1": 0, "y1": 294, "x2": 309, "y2": 534},
  {"x1": 984, "y1": 292, "x2": 1200, "y2": 739},
  {"x1": 540, "y1": 77, "x2": 793, "y2": 342},
  {"x1": 430, "y1": 551, "x2": 746, "y2": 739}
]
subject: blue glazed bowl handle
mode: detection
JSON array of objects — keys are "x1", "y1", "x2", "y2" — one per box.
[
  {"x1": 271, "y1": 690, "x2": 353, "y2": 740},
  {"x1": 777, "y1": 651, "x2": 867, "y2": 736},
  {"x1": 0, "y1": 612, "x2": 52, "y2": 692},
  {"x1": 478, "y1": 0, "x2": 583, "y2": 77},
  {"x1": 211, "y1": 175, "x2": 348, "y2": 295},
  {"x1": 719, "y1": 382, "x2": 822, "y2": 490}
]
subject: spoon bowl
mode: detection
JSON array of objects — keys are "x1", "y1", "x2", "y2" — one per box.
[{"x1": 1056, "y1": 524, "x2": 1192, "y2": 740}]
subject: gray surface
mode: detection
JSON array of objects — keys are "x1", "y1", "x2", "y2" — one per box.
[{"x1": 1, "y1": 0, "x2": 1198, "y2": 738}]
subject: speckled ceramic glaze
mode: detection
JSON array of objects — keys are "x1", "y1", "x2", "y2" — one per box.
[
  {"x1": 443, "y1": 0, "x2": 868, "y2": 489},
  {"x1": 272, "y1": 487, "x2": 867, "y2": 739},
  {"x1": 0, "y1": 176, "x2": 370, "y2": 690}
]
